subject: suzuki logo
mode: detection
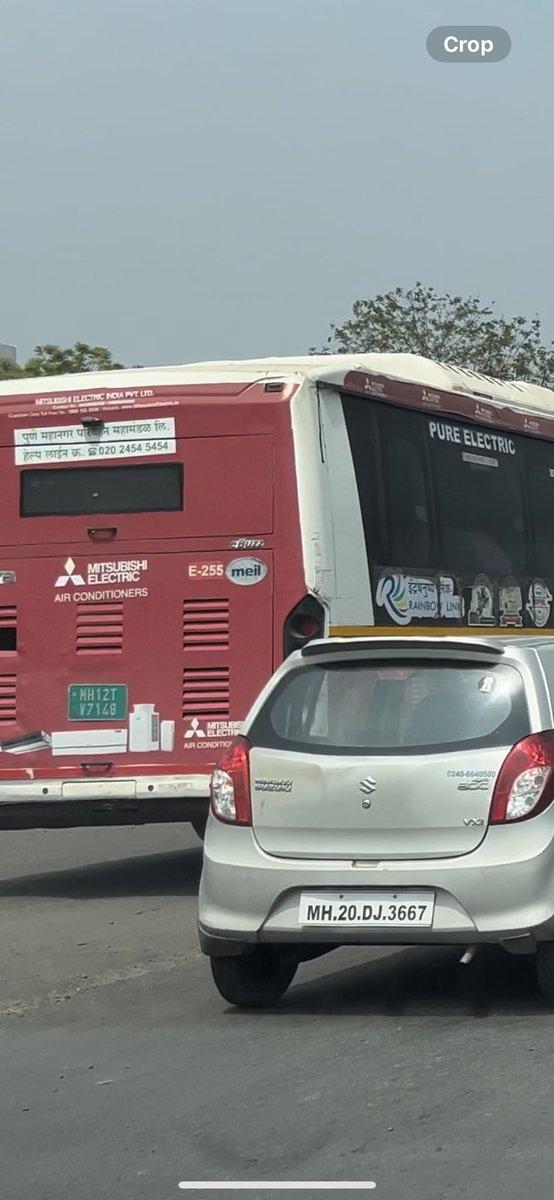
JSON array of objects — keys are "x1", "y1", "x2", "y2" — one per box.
[{"x1": 359, "y1": 776, "x2": 376, "y2": 808}]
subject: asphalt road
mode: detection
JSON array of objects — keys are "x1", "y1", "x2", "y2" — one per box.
[{"x1": 1, "y1": 826, "x2": 554, "y2": 1200}]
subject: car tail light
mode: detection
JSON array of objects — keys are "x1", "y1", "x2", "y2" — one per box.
[
  {"x1": 490, "y1": 731, "x2": 554, "y2": 823},
  {"x1": 210, "y1": 736, "x2": 252, "y2": 825},
  {"x1": 283, "y1": 595, "x2": 325, "y2": 657}
]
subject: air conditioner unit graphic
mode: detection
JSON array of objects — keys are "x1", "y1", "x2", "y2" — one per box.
[
  {"x1": 129, "y1": 704, "x2": 160, "y2": 752},
  {"x1": 0, "y1": 731, "x2": 52, "y2": 754},
  {"x1": 51, "y1": 729, "x2": 128, "y2": 757}
]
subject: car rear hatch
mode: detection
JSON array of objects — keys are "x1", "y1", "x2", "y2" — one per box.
[{"x1": 248, "y1": 642, "x2": 532, "y2": 860}]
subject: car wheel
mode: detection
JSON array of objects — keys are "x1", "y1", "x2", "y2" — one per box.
[
  {"x1": 210, "y1": 949, "x2": 298, "y2": 1008},
  {"x1": 537, "y1": 943, "x2": 554, "y2": 1003},
  {"x1": 191, "y1": 815, "x2": 207, "y2": 841}
]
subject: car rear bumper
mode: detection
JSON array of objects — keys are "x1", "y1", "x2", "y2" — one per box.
[
  {"x1": 199, "y1": 817, "x2": 554, "y2": 955},
  {"x1": 0, "y1": 774, "x2": 211, "y2": 829}
]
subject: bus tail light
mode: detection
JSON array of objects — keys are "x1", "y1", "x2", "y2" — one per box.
[
  {"x1": 210, "y1": 737, "x2": 252, "y2": 825},
  {"x1": 490, "y1": 731, "x2": 554, "y2": 823},
  {"x1": 283, "y1": 595, "x2": 325, "y2": 657}
]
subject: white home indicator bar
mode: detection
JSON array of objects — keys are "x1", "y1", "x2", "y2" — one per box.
[{"x1": 179, "y1": 1185, "x2": 376, "y2": 1191}]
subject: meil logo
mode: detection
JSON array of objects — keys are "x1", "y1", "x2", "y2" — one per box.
[
  {"x1": 225, "y1": 557, "x2": 268, "y2": 587},
  {"x1": 232, "y1": 564, "x2": 262, "y2": 579}
]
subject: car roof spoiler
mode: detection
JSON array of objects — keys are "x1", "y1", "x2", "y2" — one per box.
[{"x1": 300, "y1": 636, "x2": 506, "y2": 658}]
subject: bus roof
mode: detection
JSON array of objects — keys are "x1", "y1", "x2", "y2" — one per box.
[{"x1": 1, "y1": 352, "x2": 554, "y2": 419}]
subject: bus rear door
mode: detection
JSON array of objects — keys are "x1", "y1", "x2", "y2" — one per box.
[{"x1": 0, "y1": 404, "x2": 276, "y2": 823}]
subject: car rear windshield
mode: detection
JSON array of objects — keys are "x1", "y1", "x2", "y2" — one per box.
[{"x1": 249, "y1": 659, "x2": 531, "y2": 755}]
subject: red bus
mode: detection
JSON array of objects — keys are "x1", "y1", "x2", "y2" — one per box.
[{"x1": 1, "y1": 353, "x2": 554, "y2": 832}]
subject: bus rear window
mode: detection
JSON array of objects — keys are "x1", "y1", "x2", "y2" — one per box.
[{"x1": 20, "y1": 463, "x2": 183, "y2": 517}]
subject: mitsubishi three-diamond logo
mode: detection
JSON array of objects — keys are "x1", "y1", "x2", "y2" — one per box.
[
  {"x1": 55, "y1": 557, "x2": 85, "y2": 587},
  {"x1": 185, "y1": 717, "x2": 207, "y2": 739}
]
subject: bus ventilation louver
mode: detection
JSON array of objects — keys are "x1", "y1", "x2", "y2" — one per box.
[
  {"x1": 0, "y1": 606, "x2": 17, "y2": 652},
  {"x1": 183, "y1": 599, "x2": 230, "y2": 651},
  {"x1": 0, "y1": 675, "x2": 16, "y2": 724},
  {"x1": 182, "y1": 667, "x2": 230, "y2": 720},
  {"x1": 76, "y1": 602, "x2": 124, "y2": 654}
]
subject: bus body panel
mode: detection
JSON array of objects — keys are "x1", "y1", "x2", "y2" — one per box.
[
  {"x1": 0, "y1": 380, "x2": 310, "y2": 824},
  {"x1": 0, "y1": 546, "x2": 275, "y2": 775},
  {"x1": 306, "y1": 387, "x2": 374, "y2": 628},
  {"x1": 2, "y1": 419, "x2": 276, "y2": 548}
]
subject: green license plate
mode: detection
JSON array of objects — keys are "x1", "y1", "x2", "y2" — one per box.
[{"x1": 67, "y1": 684, "x2": 128, "y2": 721}]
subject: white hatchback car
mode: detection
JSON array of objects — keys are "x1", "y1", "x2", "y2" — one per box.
[{"x1": 199, "y1": 634, "x2": 554, "y2": 1007}]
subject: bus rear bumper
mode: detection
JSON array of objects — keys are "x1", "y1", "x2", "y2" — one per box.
[{"x1": 0, "y1": 774, "x2": 211, "y2": 829}]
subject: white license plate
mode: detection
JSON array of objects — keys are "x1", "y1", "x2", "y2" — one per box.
[{"x1": 298, "y1": 891, "x2": 435, "y2": 927}]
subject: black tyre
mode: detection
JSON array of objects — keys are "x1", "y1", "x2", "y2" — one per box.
[
  {"x1": 191, "y1": 814, "x2": 207, "y2": 841},
  {"x1": 210, "y1": 948, "x2": 298, "y2": 1008},
  {"x1": 537, "y1": 943, "x2": 554, "y2": 1003}
]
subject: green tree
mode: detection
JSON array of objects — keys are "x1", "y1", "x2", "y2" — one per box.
[
  {"x1": 0, "y1": 357, "x2": 24, "y2": 380},
  {"x1": 0, "y1": 342, "x2": 125, "y2": 381},
  {"x1": 316, "y1": 283, "x2": 554, "y2": 386},
  {"x1": 24, "y1": 342, "x2": 125, "y2": 376}
]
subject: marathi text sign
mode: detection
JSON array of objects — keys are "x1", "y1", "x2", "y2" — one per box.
[{"x1": 14, "y1": 418, "x2": 176, "y2": 465}]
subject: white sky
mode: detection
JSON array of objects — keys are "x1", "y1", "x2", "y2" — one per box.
[{"x1": 1, "y1": 0, "x2": 551, "y2": 366}]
